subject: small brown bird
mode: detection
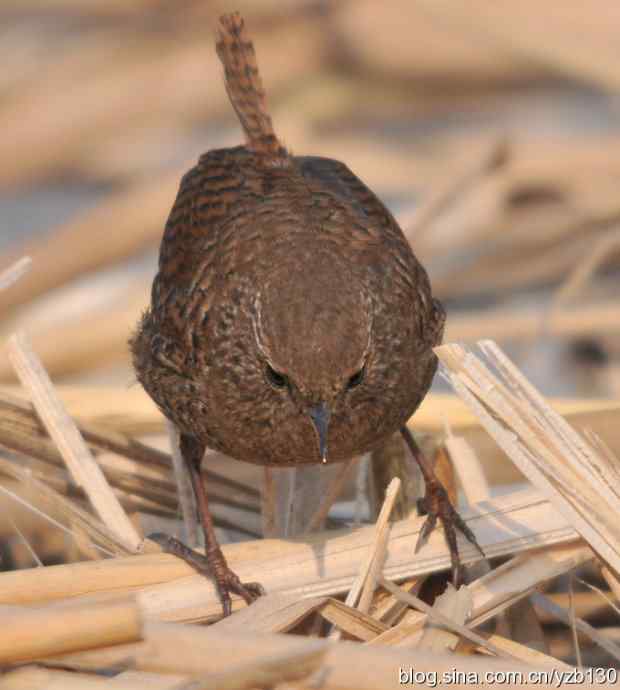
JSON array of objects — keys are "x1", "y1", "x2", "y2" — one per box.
[{"x1": 131, "y1": 12, "x2": 482, "y2": 616}]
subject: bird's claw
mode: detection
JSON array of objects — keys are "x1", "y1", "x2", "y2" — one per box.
[
  {"x1": 414, "y1": 483, "x2": 485, "y2": 587},
  {"x1": 148, "y1": 532, "x2": 264, "y2": 617},
  {"x1": 214, "y1": 570, "x2": 265, "y2": 617}
]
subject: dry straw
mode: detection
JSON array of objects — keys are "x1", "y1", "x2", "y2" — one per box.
[
  {"x1": 436, "y1": 339, "x2": 620, "y2": 577},
  {"x1": 6, "y1": 331, "x2": 142, "y2": 553}
]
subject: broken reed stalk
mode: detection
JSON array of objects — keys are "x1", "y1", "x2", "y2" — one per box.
[
  {"x1": 172, "y1": 643, "x2": 326, "y2": 690},
  {"x1": 0, "y1": 596, "x2": 141, "y2": 664},
  {"x1": 54, "y1": 621, "x2": 573, "y2": 689},
  {"x1": 368, "y1": 577, "x2": 420, "y2": 626},
  {"x1": 0, "y1": 488, "x2": 578, "y2": 619},
  {"x1": 356, "y1": 478, "x2": 401, "y2": 614},
  {"x1": 319, "y1": 599, "x2": 389, "y2": 641},
  {"x1": 477, "y1": 635, "x2": 573, "y2": 671},
  {"x1": 417, "y1": 584, "x2": 472, "y2": 653},
  {"x1": 357, "y1": 523, "x2": 391, "y2": 614},
  {"x1": 379, "y1": 577, "x2": 511, "y2": 660},
  {"x1": 6, "y1": 332, "x2": 142, "y2": 553},
  {"x1": 436, "y1": 339, "x2": 620, "y2": 577},
  {"x1": 210, "y1": 592, "x2": 327, "y2": 635},
  {"x1": 329, "y1": 476, "x2": 397, "y2": 641},
  {"x1": 212, "y1": 593, "x2": 388, "y2": 642},
  {"x1": 334, "y1": 477, "x2": 401, "y2": 620},
  {"x1": 468, "y1": 542, "x2": 593, "y2": 628},
  {"x1": 367, "y1": 542, "x2": 592, "y2": 652}
]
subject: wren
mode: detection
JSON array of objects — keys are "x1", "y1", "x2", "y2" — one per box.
[{"x1": 131, "y1": 11, "x2": 482, "y2": 616}]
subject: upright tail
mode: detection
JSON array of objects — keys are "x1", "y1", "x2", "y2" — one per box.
[{"x1": 216, "y1": 12, "x2": 288, "y2": 162}]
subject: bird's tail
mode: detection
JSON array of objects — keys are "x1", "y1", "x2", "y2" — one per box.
[{"x1": 216, "y1": 12, "x2": 287, "y2": 162}]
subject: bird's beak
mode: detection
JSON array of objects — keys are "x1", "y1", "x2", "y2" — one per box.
[{"x1": 308, "y1": 402, "x2": 330, "y2": 464}]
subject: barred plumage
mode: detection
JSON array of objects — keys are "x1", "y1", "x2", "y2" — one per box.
[
  {"x1": 130, "y1": 11, "x2": 476, "y2": 618},
  {"x1": 216, "y1": 12, "x2": 287, "y2": 160}
]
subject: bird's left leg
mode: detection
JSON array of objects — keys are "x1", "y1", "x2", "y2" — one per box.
[
  {"x1": 400, "y1": 425, "x2": 484, "y2": 586},
  {"x1": 150, "y1": 433, "x2": 264, "y2": 616}
]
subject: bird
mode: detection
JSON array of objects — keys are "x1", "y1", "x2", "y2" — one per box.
[{"x1": 131, "y1": 11, "x2": 483, "y2": 617}]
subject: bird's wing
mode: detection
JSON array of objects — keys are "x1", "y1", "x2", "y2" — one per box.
[{"x1": 296, "y1": 155, "x2": 444, "y2": 348}]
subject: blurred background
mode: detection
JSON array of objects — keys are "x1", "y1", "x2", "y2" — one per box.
[{"x1": 1, "y1": 0, "x2": 620, "y2": 397}]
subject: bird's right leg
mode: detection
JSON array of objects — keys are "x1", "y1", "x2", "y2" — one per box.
[
  {"x1": 149, "y1": 433, "x2": 264, "y2": 617},
  {"x1": 400, "y1": 425, "x2": 484, "y2": 586}
]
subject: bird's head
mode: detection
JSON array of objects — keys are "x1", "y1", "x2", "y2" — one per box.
[{"x1": 251, "y1": 259, "x2": 372, "y2": 463}]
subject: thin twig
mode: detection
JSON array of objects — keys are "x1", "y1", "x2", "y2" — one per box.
[
  {"x1": 379, "y1": 577, "x2": 515, "y2": 661},
  {"x1": 531, "y1": 592, "x2": 620, "y2": 665},
  {"x1": 8, "y1": 516, "x2": 43, "y2": 567},
  {"x1": 0, "y1": 257, "x2": 31, "y2": 292},
  {"x1": 600, "y1": 565, "x2": 620, "y2": 604},
  {"x1": 576, "y1": 577, "x2": 620, "y2": 621},
  {"x1": 568, "y1": 574, "x2": 582, "y2": 667},
  {"x1": 0, "y1": 481, "x2": 114, "y2": 557},
  {"x1": 538, "y1": 226, "x2": 620, "y2": 341}
]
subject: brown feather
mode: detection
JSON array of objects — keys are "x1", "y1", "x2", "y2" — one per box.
[
  {"x1": 216, "y1": 12, "x2": 287, "y2": 161},
  {"x1": 131, "y1": 14, "x2": 443, "y2": 468}
]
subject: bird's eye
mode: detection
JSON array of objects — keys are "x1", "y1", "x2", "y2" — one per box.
[
  {"x1": 347, "y1": 365, "x2": 365, "y2": 390},
  {"x1": 266, "y1": 364, "x2": 288, "y2": 388}
]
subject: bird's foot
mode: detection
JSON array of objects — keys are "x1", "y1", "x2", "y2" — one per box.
[
  {"x1": 148, "y1": 532, "x2": 264, "y2": 617},
  {"x1": 415, "y1": 481, "x2": 485, "y2": 587}
]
